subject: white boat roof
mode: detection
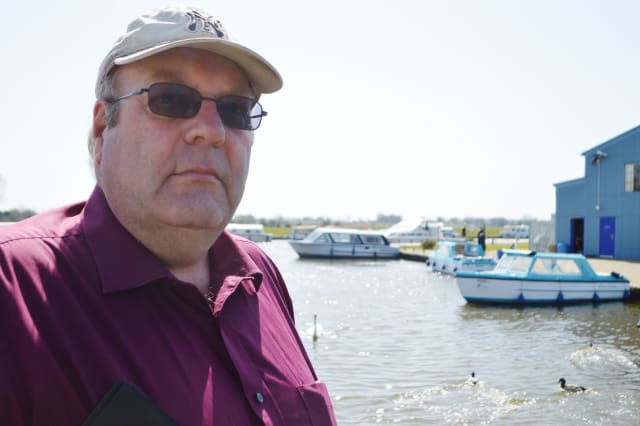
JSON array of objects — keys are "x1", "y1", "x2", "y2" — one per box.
[
  {"x1": 312, "y1": 227, "x2": 386, "y2": 236},
  {"x1": 226, "y1": 223, "x2": 265, "y2": 230},
  {"x1": 501, "y1": 249, "x2": 586, "y2": 260},
  {"x1": 384, "y1": 219, "x2": 442, "y2": 234}
]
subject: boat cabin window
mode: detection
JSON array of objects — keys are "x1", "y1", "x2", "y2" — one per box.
[
  {"x1": 530, "y1": 258, "x2": 581, "y2": 276},
  {"x1": 436, "y1": 244, "x2": 450, "y2": 256},
  {"x1": 464, "y1": 244, "x2": 482, "y2": 257},
  {"x1": 313, "y1": 233, "x2": 332, "y2": 244},
  {"x1": 330, "y1": 233, "x2": 362, "y2": 244},
  {"x1": 361, "y1": 235, "x2": 384, "y2": 244},
  {"x1": 495, "y1": 255, "x2": 531, "y2": 274}
]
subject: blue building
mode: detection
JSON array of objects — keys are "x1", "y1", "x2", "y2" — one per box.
[{"x1": 555, "y1": 125, "x2": 640, "y2": 260}]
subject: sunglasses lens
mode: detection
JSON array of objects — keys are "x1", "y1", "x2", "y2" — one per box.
[
  {"x1": 147, "y1": 83, "x2": 200, "y2": 118},
  {"x1": 145, "y1": 83, "x2": 263, "y2": 130},
  {"x1": 216, "y1": 96, "x2": 262, "y2": 130}
]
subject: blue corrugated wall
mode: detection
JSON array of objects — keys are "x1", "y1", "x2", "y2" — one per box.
[{"x1": 555, "y1": 126, "x2": 640, "y2": 260}]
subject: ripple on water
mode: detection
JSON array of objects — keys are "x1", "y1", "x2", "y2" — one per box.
[
  {"x1": 570, "y1": 342, "x2": 638, "y2": 371},
  {"x1": 381, "y1": 378, "x2": 535, "y2": 424}
]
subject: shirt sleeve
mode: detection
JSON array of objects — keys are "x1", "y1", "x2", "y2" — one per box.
[
  {"x1": 0, "y1": 248, "x2": 26, "y2": 424},
  {"x1": 0, "y1": 329, "x2": 25, "y2": 423},
  {"x1": 265, "y1": 257, "x2": 295, "y2": 320},
  {"x1": 248, "y1": 247, "x2": 296, "y2": 320}
]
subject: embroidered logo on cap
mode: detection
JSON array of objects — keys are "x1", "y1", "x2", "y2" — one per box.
[{"x1": 186, "y1": 10, "x2": 224, "y2": 37}]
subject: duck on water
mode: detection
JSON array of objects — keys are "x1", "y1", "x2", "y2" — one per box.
[{"x1": 558, "y1": 378, "x2": 586, "y2": 392}]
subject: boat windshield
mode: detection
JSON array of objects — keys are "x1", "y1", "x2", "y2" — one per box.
[
  {"x1": 361, "y1": 234, "x2": 385, "y2": 245},
  {"x1": 494, "y1": 254, "x2": 531, "y2": 274},
  {"x1": 311, "y1": 233, "x2": 332, "y2": 243},
  {"x1": 463, "y1": 243, "x2": 483, "y2": 257},
  {"x1": 530, "y1": 258, "x2": 582, "y2": 276}
]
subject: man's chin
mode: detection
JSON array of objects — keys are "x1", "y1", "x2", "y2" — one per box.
[{"x1": 157, "y1": 207, "x2": 227, "y2": 231}]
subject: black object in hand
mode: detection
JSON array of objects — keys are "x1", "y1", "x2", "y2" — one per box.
[{"x1": 82, "y1": 381, "x2": 178, "y2": 426}]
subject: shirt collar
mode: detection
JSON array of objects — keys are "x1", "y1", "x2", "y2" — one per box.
[
  {"x1": 82, "y1": 186, "x2": 262, "y2": 294},
  {"x1": 210, "y1": 232, "x2": 263, "y2": 292},
  {"x1": 82, "y1": 186, "x2": 169, "y2": 294}
]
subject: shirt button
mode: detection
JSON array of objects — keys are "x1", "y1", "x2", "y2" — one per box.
[{"x1": 256, "y1": 392, "x2": 264, "y2": 404}]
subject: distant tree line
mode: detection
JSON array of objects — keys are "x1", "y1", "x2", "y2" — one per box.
[
  {"x1": 0, "y1": 209, "x2": 36, "y2": 222},
  {"x1": 231, "y1": 213, "x2": 547, "y2": 229}
]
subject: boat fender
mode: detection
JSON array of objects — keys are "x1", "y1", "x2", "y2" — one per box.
[
  {"x1": 624, "y1": 289, "x2": 631, "y2": 299},
  {"x1": 517, "y1": 293, "x2": 525, "y2": 303},
  {"x1": 592, "y1": 292, "x2": 600, "y2": 304},
  {"x1": 453, "y1": 267, "x2": 458, "y2": 273},
  {"x1": 426, "y1": 260, "x2": 431, "y2": 266},
  {"x1": 556, "y1": 291, "x2": 564, "y2": 303}
]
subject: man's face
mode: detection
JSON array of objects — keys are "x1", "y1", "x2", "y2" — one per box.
[{"x1": 93, "y1": 48, "x2": 255, "y2": 234}]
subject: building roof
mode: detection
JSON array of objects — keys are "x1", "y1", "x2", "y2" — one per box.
[
  {"x1": 553, "y1": 177, "x2": 584, "y2": 188},
  {"x1": 581, "y1": 124, "x2": 640, "y2": 156}
]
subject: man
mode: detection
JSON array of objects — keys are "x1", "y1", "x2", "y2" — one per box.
[
  {"x1": 0, "y1": 5, "x2": 336, "y2": 425},
  {"x1": 477, "y1": 226, "x2": 486, "y2": 252}
]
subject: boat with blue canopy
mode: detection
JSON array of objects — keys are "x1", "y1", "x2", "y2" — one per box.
[{"x1": 455, "y1": 250, "x2": 630, "y2": 304}]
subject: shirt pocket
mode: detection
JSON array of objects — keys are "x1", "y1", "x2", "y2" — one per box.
[{"x1": 295, "y1": 382, "x2": 336, "y2": 426}]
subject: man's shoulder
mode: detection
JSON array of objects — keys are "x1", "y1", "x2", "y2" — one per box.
[
  {"x1": 228, "y1": 233, "x2": 264, "y2": 253},
  {"x1": 0, "y1": 201, "x2": 86, "y2": 247},
  {"x1": 223, "y1": 233, "x2": 284, "y2": 283}
]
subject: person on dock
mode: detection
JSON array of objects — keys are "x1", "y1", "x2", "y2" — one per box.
[
  {"x1": 0, "y1": 5, "x2": 336, "y2": 425},
  {"x1": 477, "y1": 226, "x2": 486, "y2": 252}
]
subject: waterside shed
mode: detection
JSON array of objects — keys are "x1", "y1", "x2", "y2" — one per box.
[{"x1": 554, "y1": 125, "x2": 640, "y2": 260}]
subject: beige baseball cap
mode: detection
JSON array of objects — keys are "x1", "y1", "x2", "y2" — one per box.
[{"x1": 95, "y1": 5, "x2": 283, "y2": 98}]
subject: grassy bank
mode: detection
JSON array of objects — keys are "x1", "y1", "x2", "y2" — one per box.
[{"x1": 265, "y1": 227, "x2": 290, "y2": 239}]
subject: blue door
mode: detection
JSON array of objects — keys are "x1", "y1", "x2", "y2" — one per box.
[{"x1": 599, "y1": 217, "x2": 615, "y2": 257}]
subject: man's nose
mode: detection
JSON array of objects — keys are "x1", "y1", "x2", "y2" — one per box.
[{"x1": 184, "y1": 100, "x2": 226, "y2": 148}]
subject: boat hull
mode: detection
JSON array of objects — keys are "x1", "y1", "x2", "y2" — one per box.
[
  {"x1": 288, "y1": 241, "x2": 400, "y2": 259},
  {"x1": 455, "y1": 275, "x2": 630, "y2": 304}
]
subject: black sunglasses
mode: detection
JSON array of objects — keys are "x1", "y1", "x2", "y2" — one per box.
[{"x1": 107, "y1": 82, "x2": 267, "y2": 130}]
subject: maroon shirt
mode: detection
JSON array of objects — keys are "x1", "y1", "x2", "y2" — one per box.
[{"x1": 0, "y1": 187, "x2": 336, "y2": 425}]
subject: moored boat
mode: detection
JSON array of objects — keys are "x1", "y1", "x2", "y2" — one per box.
[
  {"x1": 288, "y1": 227, "x2": 400, "y2": 259},
  {"x1": 455, "y1": 250, "x2": 630, "y2": 304},
  {"x1": 426, "y1": 240, "x2": 496, "y2": 275},
  {"x1": 384, "y1": 219, "x2": 454, "y2": 244}
]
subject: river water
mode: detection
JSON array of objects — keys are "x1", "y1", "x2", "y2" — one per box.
[{"x1": 261, "y1": 240, "x2": 640, "y2": 425}]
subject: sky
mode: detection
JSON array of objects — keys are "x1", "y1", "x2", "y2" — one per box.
[{"x1": 2, "y1": 0, "x2": 640, "y2": 221}]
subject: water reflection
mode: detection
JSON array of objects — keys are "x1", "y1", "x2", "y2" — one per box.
[{"x1": 262, "y1": 241, "x2": 640, "y2": 425}]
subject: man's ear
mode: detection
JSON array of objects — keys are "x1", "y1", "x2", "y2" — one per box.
[{"x1": 92, "y1": 101, "x2": 108, "y2": 167}]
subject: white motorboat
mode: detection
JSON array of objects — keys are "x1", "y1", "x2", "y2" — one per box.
[
  {"x1": 455, "y1": 250, "x2": 630, "y2": 304},
  {"x1": 384, "y1": 219, "x2": 453, "y2": 244},
  {"x1": 288, "y1": 227, "x2": 400, "y2": 259}
]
